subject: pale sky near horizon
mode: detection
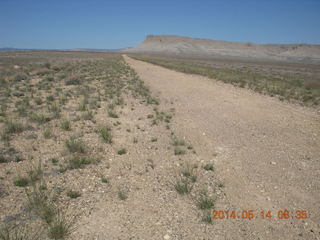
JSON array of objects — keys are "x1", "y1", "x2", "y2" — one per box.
[{"x1": 0, "y1": 0, "x2": 319, "y2": 49}]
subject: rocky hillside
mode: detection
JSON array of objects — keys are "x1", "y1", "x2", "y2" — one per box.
[{"x1": 126, "y1": 35, "x2": 320, "y2": 63}]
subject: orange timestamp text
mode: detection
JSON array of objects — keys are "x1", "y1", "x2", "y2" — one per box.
[{"x1": 211, "y1": 209, "x2": 309, "y2": 220}]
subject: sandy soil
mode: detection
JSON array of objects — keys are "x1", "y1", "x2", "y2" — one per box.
[{"x1": 123, "y1": 55, "x2": 320, "y2": 240}]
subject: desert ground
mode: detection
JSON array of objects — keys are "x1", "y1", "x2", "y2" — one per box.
[
  {"x1": 125, "y1": 55, "x2": 320, "y2": 239},
  {"x1": 0, "y1": 51, "x2": 319, "y2": 240}
]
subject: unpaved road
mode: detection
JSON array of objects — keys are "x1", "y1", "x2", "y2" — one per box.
[{"x1": 124, "y1": 56, "x2": 320, "y2": 239}]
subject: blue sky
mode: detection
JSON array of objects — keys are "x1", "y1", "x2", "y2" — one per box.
[{"x1": 0, "y1": 0, "x2": 319, "y2": 49}]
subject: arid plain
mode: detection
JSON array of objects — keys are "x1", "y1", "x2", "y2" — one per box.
[{"x1": 1, "y1": 34, "x2": 320, "y2": 239}]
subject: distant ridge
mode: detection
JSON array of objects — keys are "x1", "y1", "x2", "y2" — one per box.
[
  {"x1": 68, "y1": 48, "x2": 130, "y2": 52},
  {"x1": 0, "y1": 47, "x2": 36, "y2": 51},
  {"x1": 0, "y1": 48, "x2": 130, "y2": 52},
  {"x1": 125, "y1": 35, "x2": 320, "y2": 63}
]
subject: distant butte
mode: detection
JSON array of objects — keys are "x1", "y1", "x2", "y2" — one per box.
[{"x1": 125, "y1": 35, "x2": 320, "y2": 63}]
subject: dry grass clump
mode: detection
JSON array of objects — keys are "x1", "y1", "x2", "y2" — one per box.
[{"x1": 65, "y1": 137, "x2": 86, "y2": 154}]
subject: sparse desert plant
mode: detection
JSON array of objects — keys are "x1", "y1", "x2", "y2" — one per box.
[
  {"x1": 0, "y1": 104, "x2": 7, "y2": 117},
  {"x1": 174, "y1": 147, "x2": 185, "y2": 156},
  {"x1": 147, "y1": 96, "x2": 159, "y2": 105},
  {"x1": 0, "y1": 78, "x2": 7, "y2": 85},
  {"x1": 13, "y1": 163, "x2": 42, "y2": 187},
  {"x1": 43, "y1": 128, "x2": 53, "y2": 139},
  {"x1": 43, "y1": 63, "x2": 51, "y2": 69},
  {"x1": 29, "y1": 112, "x2": 51, "y2": 124},
  {"x1": 174, "y1": 164, "x2": 197, "y2": 194},
  {"x1": 117, "y1": 148, "x2": 127, "y2": 155},
  {"x1": 118, "y1": 190, "x2": 128, "y2": 200},
  {"x1": 65, "y1": 137, "x2": 86, "y2": 154},
  {"x1": 66, "y1": 190, "x2": 81, "y2": 199},
  {"x1": 14, "y1": 74, "x2": 27, "y2": 82},
  {"x1": 13, "y1": 176, "x2": 29, "y2": 187},
  {"x1": 115, "y1": 121, "x2": 121, "y2": 126},
  {"x1": 14, "y1": 156, "x2": 23, "y2": 163},
  {"x1": 58, "y1": 166, "x2": 67, "y2": 174},
  {"x1": 46, "y1": 95, "x2": 55, "y2": 102},
  {"x1": 50, "y1": 158, "x2": 59, "y2": 165},
  {"x1": 0, "y1": 156, "x2": 8, "y2": 164},
  {"x1": 147, "y1": 159, "x2": 155, "y2": 169},
  {"x1": 201, "y1": 210, "x2": 213, "y2": 224},
  {"x1": 108, "y1": 110, "x2": 118, "y2": 118},
  {"x1": 65, "y1": 76, "x2": 81, "y2": 86},
  {"x1": 101, "y1": 177, "x2": 109, "y2": 183},
  {"x1": 34, "y1": 67, "x2": 51, "y2": 76},
  {"x1": 0, "y1": 131, "x2": 10, "y2": 142},
  {"x1": 82, "y1": 110, "x2": 93, "y2": 120},
  {"x1": 59, "y1": 96, "x2": 68, "y2": 106},
  {"x1": 181, "y1": 166, "x2": 197, "y2": 183},
  {"x1": 107, "y1": 103, "x2": 115, "y2": 110},
  {"x1": 49, "y1": 103, "x2": 61, "y2": 119},
  {"x1": 27, "y1": 185, "x2": 56, "y2": 224},
  {"x1": 89, "y1": 99, "x2": 100, "y2": 109},
  {"x1": 60, "y1": 119, "x2": 71, "y2": 131},
  {"x1": 175, "y1": 178, "x2": 193, "y2": 195},
  {"x1": 99, "y1": 126, "x2": 112, "y2": 144},
  {"x1": 39, "y1": 185, "x2": 47, "y2": 191},
  {"x1": 26, "y1": 182, "x2": 74, "y2": 239},
  {"x1": 45, "y1": 76, "x2": 54, "y2": 82},
  {"x1": 77, "y1": 99, "x2": 87, "y2": 111},
  {"x1": 115, "y1": 97, "x2": 124, "y2": 106},
  {"x1": 0, "y1": 224, "x2": 42, "y2": 240},
  {"x1": 173, "y1": 137, "x2": 186, "y2": 146},
  {"x1": 3, "y1": 120, "x2": 25, "y2": 135},
  {"x1": 47, "y1": 215, "x2": 73, "y2": 240},
  {"x1": 67, "y1": 156, "x2": 91, "y2": 169},
  {"x1": 203, "y1": 163, "x2": 214, "y2": 171},
  {"x1": 196, "y1": 190, "x2": 215, "y2": 210},
  {"x1": 27, "y1": 162, "x2": 43, "y2": 184},
  {"x1": 15, "y1": 97, "x2": 31, "y2": 116},
  {"x1": 34, "y1": 97, "x2": 42, "y2": 105}
]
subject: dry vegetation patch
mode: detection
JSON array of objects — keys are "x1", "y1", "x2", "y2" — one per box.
[{"x1": 0, "y1": 52, "x2": 220, "y2": 239}]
